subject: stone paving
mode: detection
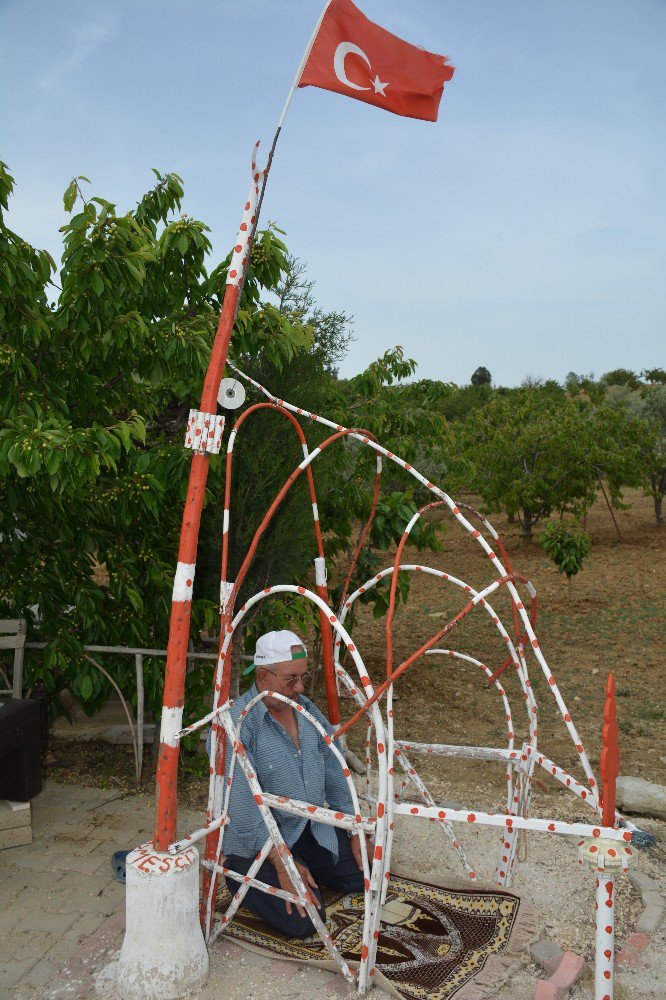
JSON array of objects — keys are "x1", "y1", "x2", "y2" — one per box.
[{"x1": 0, "y1": 781, "x2": 389, "y2": 1000}]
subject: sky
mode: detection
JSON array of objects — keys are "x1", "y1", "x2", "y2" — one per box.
[{"x1": 2, "y1": 0, "x2": 664, "y2": 386}]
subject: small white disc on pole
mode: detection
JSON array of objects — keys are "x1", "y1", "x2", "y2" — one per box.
[{"x1": 217, "y1": 378, "x2": 246, "y2": 410}]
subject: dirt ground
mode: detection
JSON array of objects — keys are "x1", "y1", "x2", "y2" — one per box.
[{"x1": 335, "y1": 488, "x2": 665, "y2": 795}]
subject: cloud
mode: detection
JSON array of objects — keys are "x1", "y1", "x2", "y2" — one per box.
[{"x1": 39, "y1": 15, "x2": 116, "y2": 92}]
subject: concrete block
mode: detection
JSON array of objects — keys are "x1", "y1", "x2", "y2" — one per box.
[
  {"x1": 46, "y1": 867, "x2": 114, "y2": 897},
  {"x1": 0, "y1": 800, "x2": 31, "y2": 831},
  {"x1": 115, "y1": 845, "x2": 208, "y2": 999},
  {"x1": 550, "y1": 951, "x2": 586, "y2": 988},
  {"x1": 0, "y1": 826, "x2": 32, "y2": 850},
  {"x1": 534, "y1": 984, "x2": 558, "y2": 1000},
  {"x1": 38, "y1": 937, "x2": 87, "y2": 974},
  {"x1": 530, "y1": 939, "x2": 565, "y2": 976},
  {"x1": 616, "y1": 776, "x2": 666, "y2": 820},
  {"x1": 640, "y1": 890, "x2": 664, "y2": 908},
  {"x1": 625, "y1": 932, "x2": 650, "y2": 951},
  {"x1": 263, "y1": 959, "x2": 303, "y2": 981},
  {"x1": 627, "y1": 869, "x2": 658, "y2": 894},
  {"x1": 0, "y1": 959, "x2": 38, "y2": 991},
  {"x1": 17, "y1": 956, "x2": 62, "y2": 989},
  {"x1": 53, "y1": 909, "x2": 125, "y2": 992},
  {"x1": 45, "y1": 888, "x2": 119, "y2": 919},
  {"x1": 50, "y1": 831, "x2": 112, "y2": 858},
  {"x1": 0, "y1": 874, "x2": 27, "y2": 908},
  {"x1": 235, "y1": 948, "x2": 270, "y2": 970},
  {"x1": 2, "y1": 845, "x2": 75, "y2": 873},
  {"x1": 617, "y1": 948, "x2": 642, "y2": 969},
  {"x1": 50, "y1": 850, "x2": 112, "y2": 875},
  {"x1": 66, "y1": 910, "x2": 109, "y2": 940},
  {"x1": 2, "y1": 928, "x2": 55, "y2": 961},
  {"x1": 322, "y1": 971, "x2": 354, "y2": 997},
  {"x1": 213, "y1": 938, "x2": 247, "y2": 960},
  {"x1": 534, "y1": 952, "x2": 586, "y2": 1000},
  {"x1": 0, "y1": 903, "x2": 28, "y2": 937},
  {"x1": 636, "y1": 904, "x2": 665, "y2": 934},
  {"x1": 16, "y1": 906, "x2": 79, "y2": 936}
]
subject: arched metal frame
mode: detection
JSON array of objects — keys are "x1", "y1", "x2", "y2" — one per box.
[{"x1": 163, "y1": 366, "x2": 635, "y2": 998}]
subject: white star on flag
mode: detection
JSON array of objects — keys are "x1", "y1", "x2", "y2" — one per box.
[{"x1": 371, "y1": 74, "x2": 388, "y2": 96}]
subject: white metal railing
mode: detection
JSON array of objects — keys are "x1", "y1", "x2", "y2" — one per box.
[
  {"x1": 23, "y1": 641, "x2": 218, "y2": 781},
  {"x1": 0, "y1": 619, "x2": 27, "y2": 698}
]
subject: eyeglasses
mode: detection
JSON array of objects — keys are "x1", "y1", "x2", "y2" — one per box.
[{"x1": 263, "y1": 669, "x2": 311, "y2": 690}]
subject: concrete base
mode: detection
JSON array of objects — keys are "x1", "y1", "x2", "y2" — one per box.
[{"x1": 115, "y1": 843, "x2": 209, "y2": 1000}]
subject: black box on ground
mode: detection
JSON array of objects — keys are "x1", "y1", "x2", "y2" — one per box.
[{"x1": 0, "y1": 699, "x2": 43, "y2": 801}]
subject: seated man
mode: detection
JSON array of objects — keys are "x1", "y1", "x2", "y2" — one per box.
[{"x1": 220, "y1": 629, "x2": 365, "y2": 938}]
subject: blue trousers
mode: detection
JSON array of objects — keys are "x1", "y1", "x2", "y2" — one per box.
[{"x1": 225, "y1": 822, "x2": 364, "y2": 938}]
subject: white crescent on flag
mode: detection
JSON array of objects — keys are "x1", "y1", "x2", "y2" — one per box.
[
  {"x1": 333, "y1": 41, "x2": 371, "y2": 91},
  {"x1": 333, "y1": 41, "x2": 389, "y2": 96}
]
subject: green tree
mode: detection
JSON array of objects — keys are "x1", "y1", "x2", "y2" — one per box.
[
  {"x1": 460, "y1": 389, "x2": 653, "y2": 540},
  {"x1": 608, "y1": 384, "x2": 666, "y2": 524},
  {"x1": 460, "y1": 391, "x2": 600, "y2": 540},
  {"x1": 540, "y1": 521, "x2": 592, "y2": 601},
  {"x1": 433, "y1": 382, "x2": 493, "y2": 423},
  {"x1": 276, "y1": 254, "x2": 355, "y2": 376},
  {"x1": 471, "y1": 366, "x2": 491, "y2": 386},
  {"x1": 600, "y1": 368, "x2": 641, "y2": 390},
  {"x1": 641, "y1": 367, "x2": 666, "y2": 386},
  {"x1": 0, "y1": 160, "x2": 310, "y2": 724},
  {"x1": 637, "y1": 385, "x2": 666, "y2": 524}
]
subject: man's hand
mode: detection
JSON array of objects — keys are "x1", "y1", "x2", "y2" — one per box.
[
  {"x1": 269, "y1": 847, "x2": 318, "y2": 916},
  {"x1": 349, "y1": 832, "x2": 373, "y2": 872}
]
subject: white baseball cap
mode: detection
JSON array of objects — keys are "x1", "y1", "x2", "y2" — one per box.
[{"x1": 253, "y1": 630, "x2": 307, "y2": 667}]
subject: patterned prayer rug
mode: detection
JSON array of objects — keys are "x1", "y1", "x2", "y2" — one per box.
[{"x1": 216, "y1": 874, "x2": 536, "y2": 999}]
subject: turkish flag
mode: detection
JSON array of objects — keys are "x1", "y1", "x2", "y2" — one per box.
[{"x1": 298, "y1": 0, "x2": 454, "y2": 122}]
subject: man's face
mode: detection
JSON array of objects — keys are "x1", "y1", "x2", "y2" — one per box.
[{"x1": 256, "y1": 645, "x2": 309, "y2": 706}]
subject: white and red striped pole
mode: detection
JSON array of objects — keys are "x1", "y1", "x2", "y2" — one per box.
[{"x1": 153, "y1": 150, "x2": 263, "y2": 852}]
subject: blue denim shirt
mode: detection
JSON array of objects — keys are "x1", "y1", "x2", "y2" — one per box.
[{"x1": 218, "y1": 685, "x2": 354, "y2": 861}]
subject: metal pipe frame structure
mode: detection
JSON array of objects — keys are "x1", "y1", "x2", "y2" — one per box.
[{"x1": 154, "y1": 336, "x2": 633, "y2": 997}]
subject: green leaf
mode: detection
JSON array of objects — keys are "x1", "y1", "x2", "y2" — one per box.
[{"x1": 63, "y1": 180, "x2": 78, "y2": 213}]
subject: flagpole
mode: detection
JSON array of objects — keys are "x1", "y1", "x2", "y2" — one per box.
[
  {"x1": 278, "y1": 0, "x2": 333, "y2": 128},
  {"x1": 251, "y1": 0, "x2": 333, "y2": 232}
]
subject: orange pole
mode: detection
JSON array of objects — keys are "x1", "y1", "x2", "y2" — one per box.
[{"x1": 153, "y1": 140, "x2": 267, "y2": 851}]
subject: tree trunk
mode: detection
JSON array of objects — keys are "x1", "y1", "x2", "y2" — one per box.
[
  {"x1": 596, "y1": 475, "x2": 621, "y2": 542},
  {"x1": 652, "y1": 472, "x2": 665, "y2": 525},
  {"x1": 519, "y1": 507, "x2": 534, "y2": 541},
  {"x1": 507, "y1": 512, "x2": 515, "y2": 525},
  {"x1": 567, "y1": 575, "x2": 573, "y2": 603}
]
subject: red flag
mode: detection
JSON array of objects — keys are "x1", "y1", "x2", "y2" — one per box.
[{"x1": 298, "y1": 0, "x2": 454, "y2": 122}]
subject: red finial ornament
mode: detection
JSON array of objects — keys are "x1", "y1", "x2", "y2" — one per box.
[{"x1": 600, "y1": 673, "x2": 620, "y2": 828}]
